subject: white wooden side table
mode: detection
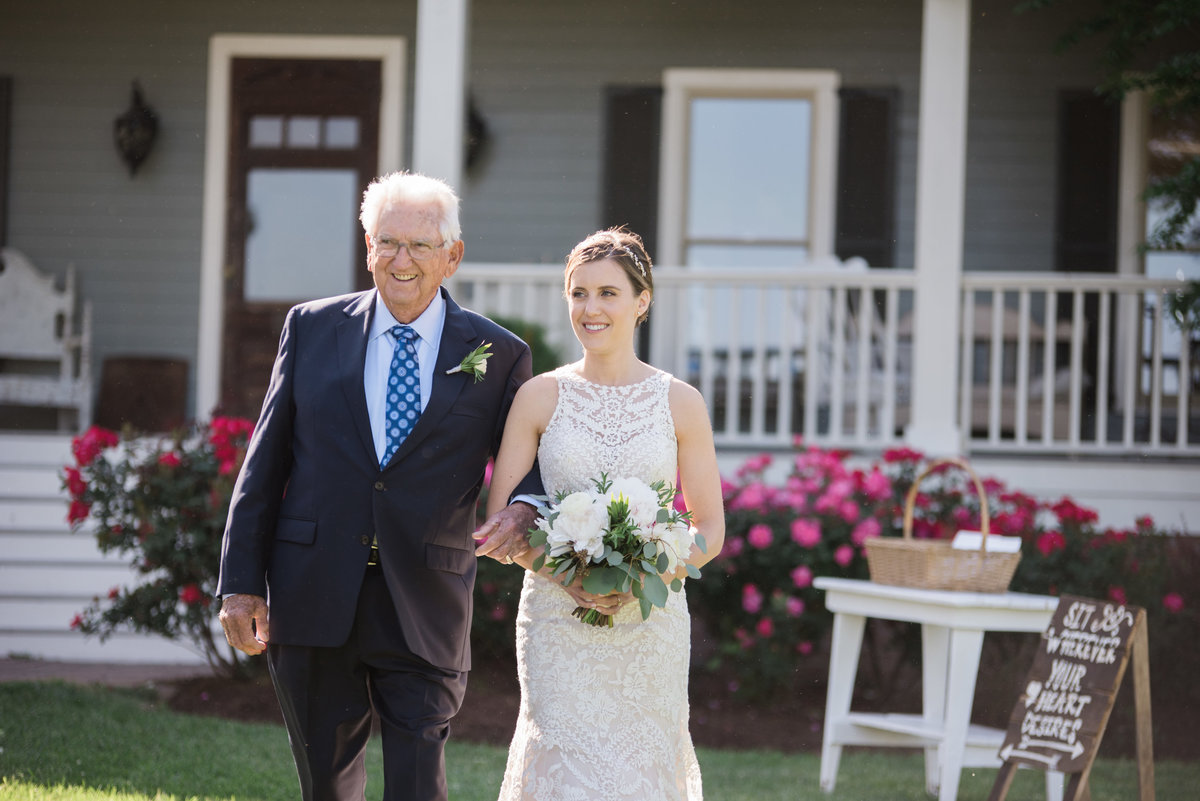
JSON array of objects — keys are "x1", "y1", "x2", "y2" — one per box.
[{"x1": 814, "y1": 577, "x2": 1062, "y2": 801}]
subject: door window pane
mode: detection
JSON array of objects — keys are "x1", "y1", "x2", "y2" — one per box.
[
  {"x1": 249, "y1": 115, "x2": 284, "y2": 148},
  {"x1": 286, "y1": 116, "x2": 321, "y2": 148},
  {"x1": 324, "y1": 116, "x2": 360, "y2": 149},
  {"x1": 244, "y1": 168, "x2": 358, "y2": 302},
  {"x1": 687, "y1": 97, "x2": 811, "y2": 244}
]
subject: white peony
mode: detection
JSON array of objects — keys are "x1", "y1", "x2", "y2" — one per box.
[
  {"x1": 655, "y1": 522, "x2": 697, "y2": 574},
  {"x1": 546, "y1": 491, "x2": 609, "y2": 562},
  {"x1": 606, "y1": 476, "x2": 662, "y2": 533}
]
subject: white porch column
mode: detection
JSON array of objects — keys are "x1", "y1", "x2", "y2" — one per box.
[
  {"x1": 905, "y1": 0, "x2": 972, "y2": 455},
  {"x1": 411, "y1": 0, "x2": 469, "y2": 189}
]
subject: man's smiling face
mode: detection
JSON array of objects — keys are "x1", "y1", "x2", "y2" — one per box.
[{"x1": 366, "y1": 201, "x2": 463, "y2": 324}]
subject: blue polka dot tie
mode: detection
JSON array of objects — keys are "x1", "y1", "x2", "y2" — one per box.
[{"x1": 381, "y1": 325, "x2": 421, "y2": 468}]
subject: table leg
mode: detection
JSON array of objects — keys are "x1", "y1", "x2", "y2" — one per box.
[
  {"x1": 922, "y1": 624, "x2": 950, "y2": 795},
  {"x1": 820, "y1": 611, "x2": 867, "y2": 793},
  {"x1": 938, "y1": 627, "x2": 984, "y2": 801}
]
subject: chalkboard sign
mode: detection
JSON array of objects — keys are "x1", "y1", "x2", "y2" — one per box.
[{"x1": 989, "y1": 594, "x2": 1154, "y2": 801}]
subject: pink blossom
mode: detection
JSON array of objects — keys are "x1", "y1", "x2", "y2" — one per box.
[
  {"x1": 1108, "y1": 586, "x2": 1128, "y2": 605},
  {"x1": 179, "y1": 584, "x2": 205, "y2": 606},
  {"x1": 862, "y1": 468, "x2": 892, "y2": 501},
  {"x1": 484, "y1": 459, "x2": 494, "y2": 488},
  {"x1": 1036, "y1": 531, "x2": 1066, "y2": 557},
  {"x1": 1135, "y1": 514, "x2": 1154, "y2": 531},
  {"x1": 882, "y1": 446, "x2": 923, "y2": 464},
  {"x1": 722, "y1": 536, "x2": 745, "y2": 558},
  {"x1": 63, "y1": 466, "x2": 87, "y2": 498},
  {"x1": 107, "y1": 586, "x2": 120, "y2": 600},
  {"x1": 851, "y1": 518, "x2": 881, "y2": 546},
  {"x1": 790, "y1": 518, "x2": 821, "y2": 548},
  {"x1": 747, "y1": 523, "x2": 774, "y2": 549},
  {"x1": 67, "y1": 499, "x2": 91, "y2": 525},
  {"x1": 69, "y1": 614, "x2": 83, "y2": 630},
  {"x1": 796, "y1": 640, "x2": 814, "y2": 655},
  {"x1": 1163, "y1": 592, "x2": 1184, "y2": 614},
  {"x1": 834, "y1": 544, "x2": 854, "y2": 567},
  {"x1": 730, "y1": 482, "x2": 769, "y2": 512},
  {"x1": 838, "y1": 500, "x2": 860, "y2": 523},
  {"x1": 741, "y1": 583, "x2": 763, "y2": 614},
  {"x1": 790, "y1": 565, "x2": 814, "y2": 588},
  {"x1": 158, "y1": 452, "x2": 181, "y2": 468},
  {"x1": 490, "y1": 604, "x2": 508, "y2": 621},
  {"x1": 755, "y1": 617, "x2": 775, "y2": 638},
  {"x1": 785, "y1": 596, "x2": 805, "y2": 617}
]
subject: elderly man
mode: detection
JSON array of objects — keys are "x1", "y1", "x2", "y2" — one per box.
[{"x1": 218, "y1": 171, "x2": 535, "y2": 801}]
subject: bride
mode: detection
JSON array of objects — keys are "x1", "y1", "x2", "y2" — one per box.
[{"x1": 479, "y1": 228, "x2": 725, "y2": 800}]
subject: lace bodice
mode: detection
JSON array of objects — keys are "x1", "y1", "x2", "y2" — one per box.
[{"x1": 537, "y1": 368, "x2": 677, "y2": 497}]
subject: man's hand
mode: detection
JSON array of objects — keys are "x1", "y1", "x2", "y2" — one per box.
[
  {"x1": 473, "y1": 502, "x2": 537, "y2": 564},
  {"x1": 219, "y1": 593, "x2": 270, "y2": 656}
]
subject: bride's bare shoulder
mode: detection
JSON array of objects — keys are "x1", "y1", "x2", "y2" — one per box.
[{"x1": 512, "y1": 372, "x2": 561, "y2": 420}]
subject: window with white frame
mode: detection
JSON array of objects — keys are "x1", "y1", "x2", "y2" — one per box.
[{"x1": 657, "y1": 69, "x2": 840, "y2": 269}]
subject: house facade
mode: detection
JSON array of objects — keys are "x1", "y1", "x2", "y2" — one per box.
[{"x1": 1, "y1": 0, "x2": 1197, "y2": 662}]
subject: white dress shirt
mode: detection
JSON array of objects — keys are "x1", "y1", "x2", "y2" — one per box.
[{"x1": 364, "y1": 290, "x2": 446, "y2": 464}]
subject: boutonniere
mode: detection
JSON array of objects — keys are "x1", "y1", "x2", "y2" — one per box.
[{"x1": 446, "y1": 342, "x2": 493, "y2": 383}]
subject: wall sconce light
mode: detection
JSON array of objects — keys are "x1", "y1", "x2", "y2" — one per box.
[{"x1": 113, "y1": 81, "x2": 158, "y2": 176}]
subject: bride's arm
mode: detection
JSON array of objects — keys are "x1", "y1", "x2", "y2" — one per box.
[{"x1": 670, "y1": 379, "x2": 726, "y2": 572}]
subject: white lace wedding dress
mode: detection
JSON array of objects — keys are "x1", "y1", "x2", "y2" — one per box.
[{"x1": 496, "y1": 367, "x2": 703, "y2": 801}]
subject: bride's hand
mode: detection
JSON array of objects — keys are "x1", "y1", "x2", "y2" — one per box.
[{"x1": 560, "y1": 584, "x2": 634, "y2": 616}]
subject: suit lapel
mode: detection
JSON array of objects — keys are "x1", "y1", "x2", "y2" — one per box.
[
  {"x1": 386, "y1": 289, "x2": 477, "y2": 466},
  {"x1": 336, "y1": 291, "x2": 378, "y2": 466}
]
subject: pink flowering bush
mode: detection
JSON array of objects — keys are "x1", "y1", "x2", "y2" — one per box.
[
  {"x1": 689, "y1": 443, "x2": 1193, "y2": 697},
  {"x1": 63, "y1": 418, "x2": 255, "y2": 676}
]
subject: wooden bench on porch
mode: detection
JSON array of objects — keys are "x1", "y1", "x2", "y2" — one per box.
[{"x1": 0, "y1": 247, "x2": 93, "y2": 431}]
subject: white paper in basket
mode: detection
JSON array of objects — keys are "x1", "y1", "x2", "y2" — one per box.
[{"x1": 951, "y1": 530, "x2": 1022, "y2": 553}]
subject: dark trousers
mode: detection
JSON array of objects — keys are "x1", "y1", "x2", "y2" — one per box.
[{"x1": 267, "y1": 568, "x2": 468, "y2": 801}]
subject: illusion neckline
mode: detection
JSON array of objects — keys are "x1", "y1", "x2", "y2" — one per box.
[{"x1": 559, "y1": 366, "x2": 663, "y2": 390}]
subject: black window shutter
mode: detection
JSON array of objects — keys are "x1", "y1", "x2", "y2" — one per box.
[
  {"x1": 1056, "y1": 90, "x2": 1120, "y2": 273},
  {"x1": 835, "y1": 87, "x2": 898, "y2": 268},
  {"x1": 601, "y1": 85, "x2": 663, "y2": 259},
  {"x1": 0, "y1": 76, "x2": 11, "y2": 248}
]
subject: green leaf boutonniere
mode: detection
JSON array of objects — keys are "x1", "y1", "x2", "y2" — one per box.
[{"x1": 446, "y1": 342, "x2": 493, "y2": 383}]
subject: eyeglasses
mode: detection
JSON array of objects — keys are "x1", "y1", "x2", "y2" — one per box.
[{"x1": 371, "y1": 236, "x2": 448, "y2": 261}]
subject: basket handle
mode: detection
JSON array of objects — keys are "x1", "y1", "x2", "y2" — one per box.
[{"x1": 901, "y1": 457, "x2": 992, "y2": 549}]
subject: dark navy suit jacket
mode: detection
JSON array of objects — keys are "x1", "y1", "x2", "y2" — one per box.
[{"x1": 217, "y1": 287, "x2": 534, "y2": 672}]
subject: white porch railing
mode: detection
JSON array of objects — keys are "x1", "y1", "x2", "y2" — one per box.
[
  {"x1": 961, "y1": 273, "x2": 1198, "y2": 456},
  {"x1": 452, "y1": 264, "x2": 1198, "y2": 457}
]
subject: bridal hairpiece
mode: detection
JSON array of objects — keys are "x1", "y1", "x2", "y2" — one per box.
[{"x1": 622, "y1": 248, "x2": 647, "y2": 279}]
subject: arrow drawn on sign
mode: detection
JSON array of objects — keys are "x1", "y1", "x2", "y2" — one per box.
[
  {"x1": 1019, "y1": 736, "x2": 1085, "y2": 759},
  {"x1": 1000, "y1": 744, "x2": 1062, "y2": 768}
]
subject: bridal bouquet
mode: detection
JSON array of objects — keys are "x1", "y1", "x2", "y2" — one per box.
[{"x1": 529, "y1": 474, "x2": 706, "y2": 627}]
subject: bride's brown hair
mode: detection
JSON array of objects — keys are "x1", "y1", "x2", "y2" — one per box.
[{"x1": 564, "y1": 227, "x2": 654, "y2": 326}]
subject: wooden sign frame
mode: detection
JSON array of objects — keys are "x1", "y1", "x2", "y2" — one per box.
[{"x1": 988, "y1": 595, "x2": 1154, "y2": 801}]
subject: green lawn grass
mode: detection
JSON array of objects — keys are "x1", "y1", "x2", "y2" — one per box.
[{"x1": 0, "y1": 682, "x2": 1192, "y2": 800}]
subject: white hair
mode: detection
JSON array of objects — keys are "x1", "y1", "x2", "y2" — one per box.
[{"x1": 359, "y1": 171, "x2": 461, "y2": 242}]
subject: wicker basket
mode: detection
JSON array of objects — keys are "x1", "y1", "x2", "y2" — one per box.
[{"x1": 865, "y1": 457, "x2": 1020, "y2": 593}]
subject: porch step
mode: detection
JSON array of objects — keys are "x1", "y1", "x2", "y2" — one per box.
[{"x1": 0, "y1": 433, "x2": 205, "y2": 665}]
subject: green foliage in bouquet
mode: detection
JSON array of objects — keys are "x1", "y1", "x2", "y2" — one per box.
[
  {"x1": 62, "y1": 419, "x2": 255, "y2": 677},
  {"x1": 691, "y1": 443, "x2": 1193, "y2": 698}
]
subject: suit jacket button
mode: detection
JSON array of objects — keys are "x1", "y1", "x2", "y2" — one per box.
[
  {"x1": 360, "y1": 535, "x2": 370, "y2": 546},
  {"x1": 374, "y1": 481, "x2": 384, "y2": 490}
]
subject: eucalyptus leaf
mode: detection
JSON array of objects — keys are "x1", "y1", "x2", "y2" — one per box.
[
  {"x1": 642, "y1": 572, "x2": 669, "y2": 608},
  {"x1": 532, "y1": 553, "x2": 545, "y2": 572},
  {"x1": 670, "y1": 578, "x2": 683, "y2": 592},
  {"x1": 581, "y1": 566, "x2": 621, "y2": 595},
  {"x1": 607, "y1": 551, "x2": 624, "y2": 567},
  {"x1": 656, "y1": 508, "x2": 671, "y2": 524},
  {"x1": 643, "y1": 541, "x2": 658, "y2": 557},
  {"x1": 686, "y1": 563, "x2": 701, "y2": 579},
  {"x1": 694, "y1": 532, "x2": 708, "y2": 553},
  {"x1": 638, "y1": 595, "x2": 652, "y2": 620},
  {"x1": 528, "y1": 530, "x2": 547, "y2": 548},
  {"x1": 656, "y1": 552, "x2": 669, "y2": 573}
]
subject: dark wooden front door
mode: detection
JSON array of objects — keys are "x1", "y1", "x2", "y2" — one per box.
[{"x1": 221, "y1": 57, "x2": 381, "y2": 418}]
